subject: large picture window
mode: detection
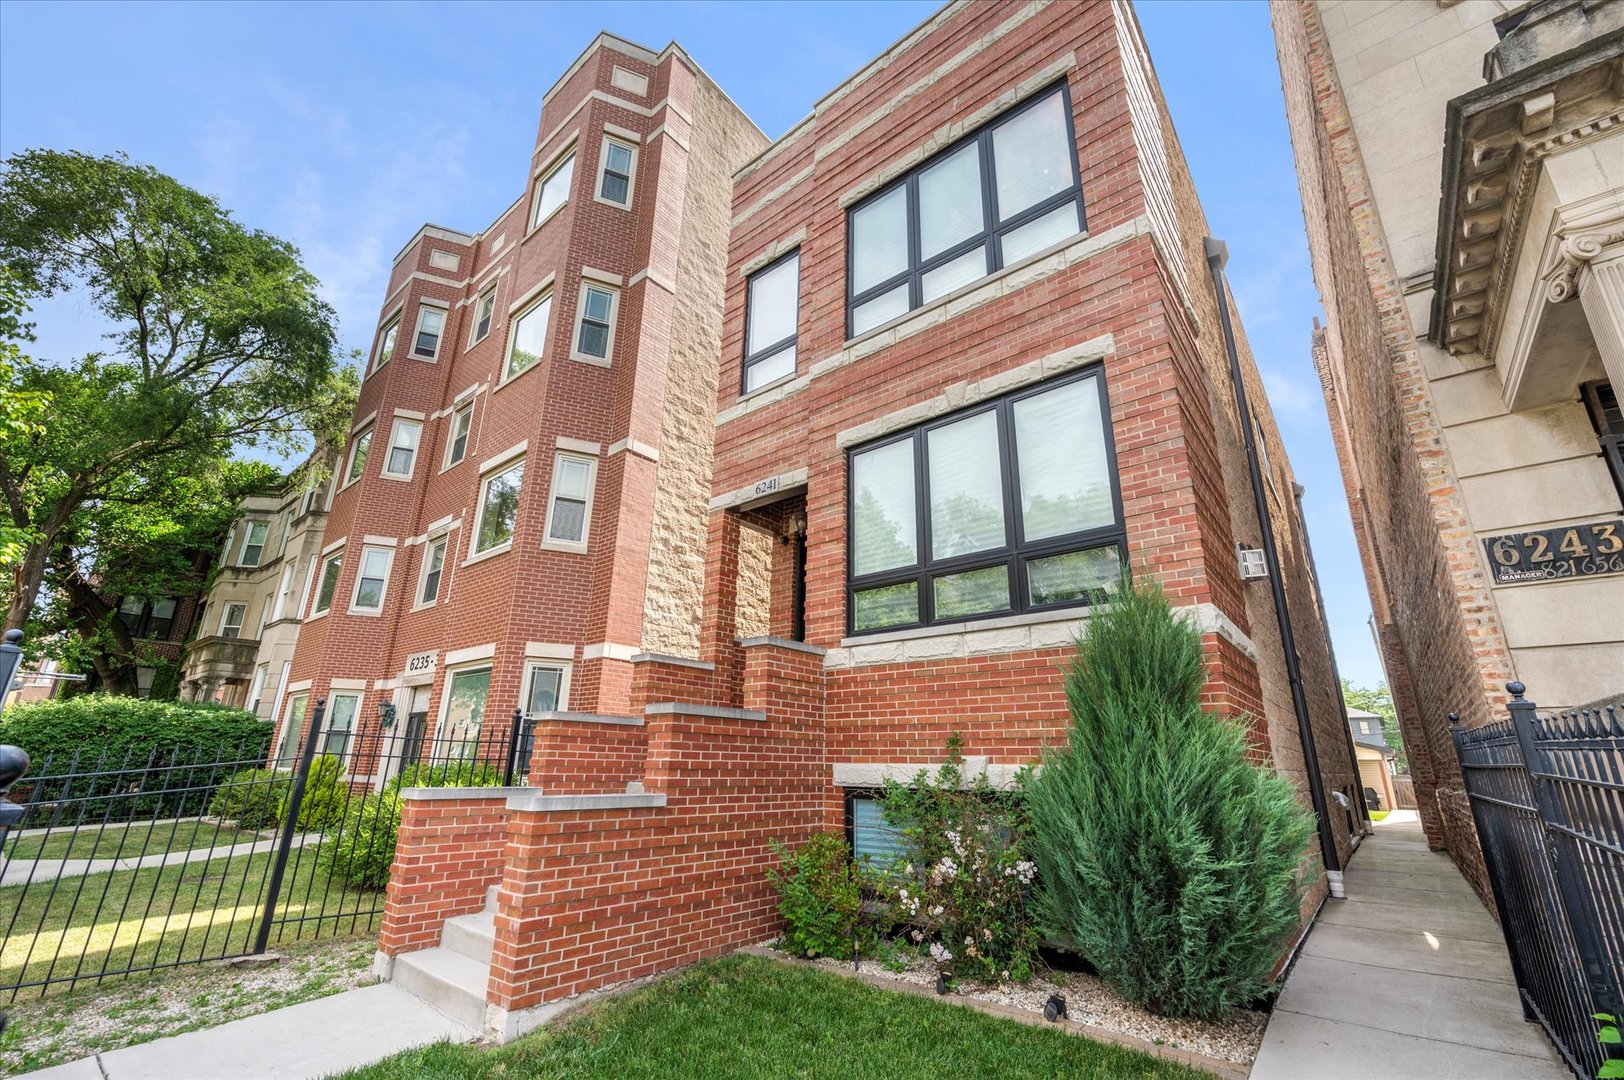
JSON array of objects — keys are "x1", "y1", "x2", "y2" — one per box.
[
  {"x1": 845, "y1": 369, "x2": 1121, "y2": 633},
  {"x1": 845, "y1": 83, "x2": 1083, "y2": 338}
]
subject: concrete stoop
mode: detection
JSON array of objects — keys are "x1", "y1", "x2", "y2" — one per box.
[
  {"x1": 385, "y1": 885, "x2": 571, "y2": 1042},
  {"x1": 388, "y1": 885, "x2": 499, "y2": 1032}
]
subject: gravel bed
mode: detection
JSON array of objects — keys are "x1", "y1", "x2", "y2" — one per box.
[
  {"x1": 0, "y1": 936, "x2": 377, "y2": 1075},
  {"x1": 802, "y1": 948, "x2": 1265, "y2": 1065}
]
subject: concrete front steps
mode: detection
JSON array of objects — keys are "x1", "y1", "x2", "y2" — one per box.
[{"x1": 389, "y1": 886, "x2": 498, "y2": 1032}]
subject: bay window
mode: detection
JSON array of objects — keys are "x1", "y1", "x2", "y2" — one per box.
[
  {"x1": 845, "y1": 83, "x2": 1083, "y2": 337},
  {"x1": 846, "y1": 369, "x2": 1121, "y2": 633},
  {"x1": 350, "y1": 546, "x2": 393, "y2": 613},
  {"x1": 473, "y1": 458, "x2": 524, "y2": 555},
  {"x1": 412, "y1": 305, "x2": 445, "y2": 359},
  {"x1": 532, "y1": 151, "x2": 575, "y2": 227},
  {"x1": 382, "y1": 418, "x2": 422, "y2": 479},
  {"x1": 506, "y1": 295, "x2": 551, "y2": 380}
]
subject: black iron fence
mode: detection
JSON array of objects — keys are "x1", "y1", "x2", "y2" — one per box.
[
  {"x1": 1453, "y1": 682, "x2": 1623, "y2": 1079},
  {"x1": 0, "y1": 702, "x2": 531, "y2": 1002}
]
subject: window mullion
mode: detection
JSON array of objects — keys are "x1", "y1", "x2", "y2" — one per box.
[
  {"x1": 914, "y1": 431, "x2": 933, "y2": 625},
  {"x1": 981, "y1": 130, "x2": 1002, "y2": 269}
]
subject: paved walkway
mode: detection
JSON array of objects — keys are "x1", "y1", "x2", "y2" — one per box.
[
  {"x1": 19, "y1": 983, "x2": 475, "y2": 1079},
  {"x1": 2, "y1": 834, "x2": 316, "y2": 887},
  {"x1": 1251, "y1": 811, "x2": 1568, "y2": 1079}
]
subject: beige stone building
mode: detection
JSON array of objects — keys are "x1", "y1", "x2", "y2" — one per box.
[
  {"x1": 1273, "y1": 0, "x2": 1624, "y2": 884},
  {"x1": 179, "y1": 447, "x2": 340, "y2": 723}
]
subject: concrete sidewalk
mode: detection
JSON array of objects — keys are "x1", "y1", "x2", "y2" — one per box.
[
  {"x1": 1250, "y1": 811, "x2": 1567, "y2": 1079},
  {"x1": 19, "y1": 983, "x2": 475, "y2": 1079},
  {"x1": 2, "y1": 834, "x2": 316, "y2": 887}
]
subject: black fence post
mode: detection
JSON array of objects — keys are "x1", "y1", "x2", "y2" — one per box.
[
  {"x1": 255, "y1": 698, "x2": 326, "y2": 955},
  {"x1": 1506, "y1": 682, "x2": 1622, "y2": 1020},
  {"x1": 503, "y1": 708, "x2": 523, "y2": 788}
]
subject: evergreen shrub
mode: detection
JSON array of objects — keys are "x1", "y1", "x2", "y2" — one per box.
[{"x1": 1025, "y1": 573, "x2": 1315, "y2": 1018}]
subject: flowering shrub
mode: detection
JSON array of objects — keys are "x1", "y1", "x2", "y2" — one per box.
[{"x1": 877, "y1": 739, "x2": 1038, "y2": 983}]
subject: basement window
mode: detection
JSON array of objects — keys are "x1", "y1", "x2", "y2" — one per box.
[{"x1": 845, "y1": 82, "x2": 1084, "y2": 338}]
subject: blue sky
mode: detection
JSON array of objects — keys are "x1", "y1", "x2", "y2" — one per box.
[{"x1": 0, "y1": 0, "x2": 1384, "y2": 688}]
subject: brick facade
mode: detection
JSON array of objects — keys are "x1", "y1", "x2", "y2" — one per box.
[{"x1": 277, "y1": 36, "x2": 767, "y2": 769}]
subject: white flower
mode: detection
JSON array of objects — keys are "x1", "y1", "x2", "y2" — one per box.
[
  {"x1": 937, "y1": 857, "x2": 958, "y2": 881},
  {"x1": 930, "y1": 905, "x2": 944, "y2": 917},
  {"x1": 964, "y1": 936, "x2": 974, "y2": 946},
  {"x1": 911, "y1": 929, "x2": 925, "y2": 943},
  {"x1": 982, "y1": 928, "x2": 992, "y2": 941},
  {"x1": 1014, "y1": 860, "x2": 1037, "y2": 885},
  {"x1": 929, "y1": 942, "x2": 953, "y2": 964}
]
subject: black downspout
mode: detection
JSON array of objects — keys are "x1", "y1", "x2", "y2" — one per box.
[
  {"x1": 1204, "y1": 237, "x2": 1342, "y2": 879},
  {"x1": 1292, "y1": 479, "x2": 1372, "y2": 834},
  {"x1": 791, "y1": 530, "x2": 807, "y2": 643}
]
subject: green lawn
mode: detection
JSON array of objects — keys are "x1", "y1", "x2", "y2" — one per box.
[
  {"x1": 4, "y1": 820, "x2": 262, "y2": 863},
  {"x1": 334, "y1": 954, "x2": 1206, "y2": 1080},
  {"x1": 1, "y1": 846, "x2": 379, "y2": 1000}
]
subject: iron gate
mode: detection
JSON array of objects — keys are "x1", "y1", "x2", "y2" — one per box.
[
  {"x1": 0, "y1": 701, "x2": 531, "y2": 1001},
  {"x1": 1453, "y1": 682, "x2": 1623, "y2": 1078}
]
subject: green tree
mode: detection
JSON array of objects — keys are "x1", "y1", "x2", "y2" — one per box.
[
  {"x1": 1342, "y1": 679, "x2": 1406, "y2": 773},
  {"x1": 1026, "y1": 573, "x2": 1315, "y2": 1018},
  {"x1": 36, "y1": 456, "x2": 278, "y2": 694},
  {"x1": 0, "y1": 271, "x2": 49, "y2": 565},
  {"x1": 0, "y1": 149, "x2": 345, "y2": 634}
]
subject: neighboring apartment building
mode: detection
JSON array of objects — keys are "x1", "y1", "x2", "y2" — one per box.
[
  {"x1": 275, "y1": 35, "x2": 767, "y2": 774},
  {"x1": 179, "y1": 448, "x2": 339, "y2": 722},
  {"x1": 1273, "y1": 0, "x2": 1624, "y2": 891},
  {"x1": 369, "y1": 3, "x2": 1366, "y2": 1038}
]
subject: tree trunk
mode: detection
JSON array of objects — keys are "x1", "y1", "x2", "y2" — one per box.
[
  {"x1": 5, "y1": 539, "x2": 48, "y2": 632},
  {"x1": 56, "y1": 560, "x2": 142, "y2": 695}
]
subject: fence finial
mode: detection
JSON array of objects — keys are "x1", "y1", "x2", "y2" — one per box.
[
  {"x1": 1507, "y1": 681, "x2": 1526, "y2": 699},
  {"x1": 1448, "y1": 712, "x2": 1460, "y2": 727}
]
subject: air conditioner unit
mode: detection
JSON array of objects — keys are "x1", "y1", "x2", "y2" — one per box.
[{"x1": 1238, "y1": 547, "x2": 1269, "y2": 581}]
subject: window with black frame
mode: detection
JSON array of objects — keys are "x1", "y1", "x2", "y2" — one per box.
[
  {"x1": 846, "y1": 369, "x2": 1123, "y2": 634},
  {"x1": 741, "y1": 250, "x2": 799, "y2": 394},
  {"x1": 845, "y1": 82, "x2": 1085, "y2": 339}
]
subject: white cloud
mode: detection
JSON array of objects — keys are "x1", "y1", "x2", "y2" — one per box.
[{"x1": 1260, "y1": 367, "x2": 1318, "y2": 417}]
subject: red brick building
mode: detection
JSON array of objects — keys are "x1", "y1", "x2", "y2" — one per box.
[
  {"x1": 276, "y1": 35, "x2": 766, "y2": 772},
  {"x1": 369, "y1": 3, "x2": 1363, "y2": 1040}
]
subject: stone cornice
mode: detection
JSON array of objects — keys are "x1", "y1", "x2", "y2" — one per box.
[{"x1": 1429, "y1": 29, "x2": 1624, "y2": 358}]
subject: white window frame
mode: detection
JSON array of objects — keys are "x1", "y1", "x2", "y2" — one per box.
[
  {"x1": 469, "y1": 286, "x2": 498, "y2": 347},
  {"x1": 470, "y1": 456, "x2": 525, "y2": 561},
  {"x1": 323, "y1": 690, "x2": 362, "y2": 768},
  {"x1": 531, "y1": 147, "x2": 576, "y2": 230},
  {"x1": 349, "y1": 544, "x2": 394, "y2": 615},
  {"x1": 503, "y1": 293, "x2": 552, "y2": 382},
  {"x1": 343, "y1": 426, "x2": 373, "y2": 488},
  {"x1": 237, "y1": 520, "x2": 269, "y2": 567},
  {"x1": 370, "y1": 313, "x2": 400, "y2": 375},
  {"x1": 311, "y1": 549, "x2": 344, "y2": 617},
  {"x1": 272, "y1": 559, "x2": 298, "y2": 622},
  {"x1": 219, "y1": 602, "x2": 247, "y2": 639},
  {"x1": 594, "y1": 136, "x2": 637, "y2": 209},
  {"x1": 410, "y1": 304, "x2": 447, "y2": 361},
  {"x1": 569, "y1": 282, "x2": 618, "y2": 367},
  {"x1": 248, "y1": 663, "x2": 269, "y2": 715},
  {"x1": 437, "y1": 663, "x2": 493, "y2": 751},
  {"x1": 278, "y1": 692, "x2": 310, "y2": 766},
  {"x1": 416, "y1": 533, "x2": 449, "y2": 609},
  {"x1": 443, "y1": 401, "x2": 474, "y2": 470},
  {"x1": 381, "y1": 418, "x2": 423, "y2": 481},
  {"x1": 541, "y1": 452, "x2": 598, "y2": 554},
  {"x1": 521, "y1": 659, "x2": 572, "y2": 716}
]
